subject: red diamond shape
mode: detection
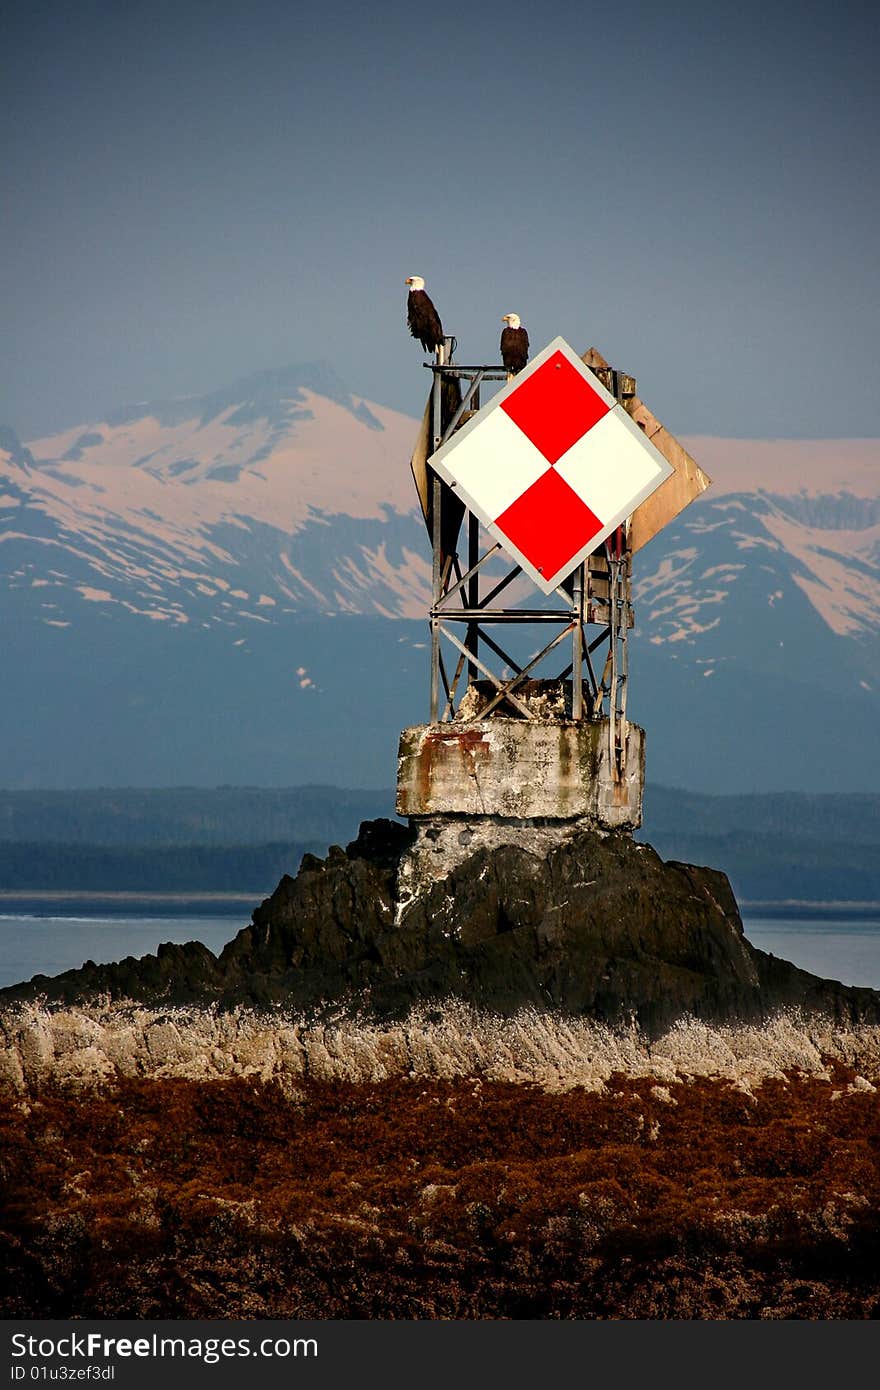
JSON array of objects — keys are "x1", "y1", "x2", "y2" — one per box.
[
  {"x1": 500, "y1": 350, "x2": 611, "y2": 464},
  {"x1": 494, "y1": 468, "x2": 603, "y2": 580}
]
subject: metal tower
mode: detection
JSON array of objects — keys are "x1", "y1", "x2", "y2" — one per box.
[{"x1": 423, "y1": 344, "x2": 636, "y2": 779}]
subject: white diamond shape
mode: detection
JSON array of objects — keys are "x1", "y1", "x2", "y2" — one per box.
[
  {"x1": 434, "y1": 407, "x2": 548, "y2": 521},
  {"x1": 554, "y1": 408, "x2": 671, "y2": 524},
  {"x1": 429, "y1": 336, "x2": 674, "y2": 593}
]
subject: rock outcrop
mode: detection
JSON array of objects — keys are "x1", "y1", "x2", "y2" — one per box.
[{"x1": 3, "y1": 818, "x2": 878, "y2": 1034}]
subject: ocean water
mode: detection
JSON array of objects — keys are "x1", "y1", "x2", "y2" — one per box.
[
  {"x1": 743, "y1": 915, "x2": 880, "y2": 992},
  {"x1": 0, "y1": 908, "x2": 245, "y2": 989},
  {"x1": 0, "y1": 904, "x2": 879, "y2": 994}
]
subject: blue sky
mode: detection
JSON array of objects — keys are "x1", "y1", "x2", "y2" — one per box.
[{"x1": 2, "y1": 0, "x2": 877, "y2": 440}]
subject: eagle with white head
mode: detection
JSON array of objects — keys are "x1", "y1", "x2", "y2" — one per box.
[
  {"x1": 405, "y1": 276, "x2": 446, "y2": 362},
  {"x1": 500, "y1": 313, "x2": 529, "y2": 377}
]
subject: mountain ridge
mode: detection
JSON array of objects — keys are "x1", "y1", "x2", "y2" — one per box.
[{"x1": 2, "y1": 362, "x2": 878, "y2": 792}]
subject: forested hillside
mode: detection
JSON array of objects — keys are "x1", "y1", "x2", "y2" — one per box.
[
  {"x1": 639, "y1": 787, "x2": 880, "y2": 904},
  {"x1": 0, "y1": 786, "x2": 391, "y2": 847}
]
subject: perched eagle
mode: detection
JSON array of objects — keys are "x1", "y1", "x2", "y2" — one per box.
[
  {"x1": 405, "y1": 276, "x2": 446, "y2": 360},
  {"x1": 501, "y1": 313, "x2": 529, "y2": 376}
]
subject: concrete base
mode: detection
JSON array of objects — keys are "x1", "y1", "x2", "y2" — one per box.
[
  {"x1": 395, "y1": 815, "x2": 603, "y2": 910},
  {"x1": 396, "y1": 718, "x2": 644, "y2": 829}
]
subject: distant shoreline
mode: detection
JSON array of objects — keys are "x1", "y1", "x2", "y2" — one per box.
[
  {"x1": 739, "y1": 900, "x2": 880, "y2": 919},
  {"x1": 0, "y1": 890, "x2": 878, "y2": 921},
  {"x1": 0, "y1": 890, "x2": 259, "y2": 902},
  {"x1": 0, "y1": 891, "x2": 257, "y2": 917}
]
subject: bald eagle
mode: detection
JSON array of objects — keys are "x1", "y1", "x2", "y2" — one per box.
[
  {"x1": 501, "y1": 314, "x2": 529, "y2": 377},
  {"x1": 406, "y1": 276, "x2": 446, "y2": 361}
]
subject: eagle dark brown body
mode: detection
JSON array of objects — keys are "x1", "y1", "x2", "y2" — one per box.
[
  {"x1": 406, "y1": 284, "x2": 444, "y2": 354},
  {"x1": 500, "y1": 322, "x2": 529, "y2": 375}
]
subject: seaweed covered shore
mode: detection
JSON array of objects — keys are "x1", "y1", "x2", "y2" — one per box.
[
  {"x1": 2, "y1": 1068, "x2": 880, "y2": 1319},
  {"x1": 2, "y1": 818, "x2": 880, "y2": 1319}
]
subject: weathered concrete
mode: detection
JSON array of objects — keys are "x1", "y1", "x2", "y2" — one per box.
[
  {"x1": 396, "y1": 718, "x2": 644, "y2": 827},
  {"x1": 396, "y1": 815, "x2": 597, "y2": 908}
]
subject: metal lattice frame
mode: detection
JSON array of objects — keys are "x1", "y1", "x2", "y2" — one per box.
[{"x1": 425, "y1": 343, "x2": 635, "y2": 774}]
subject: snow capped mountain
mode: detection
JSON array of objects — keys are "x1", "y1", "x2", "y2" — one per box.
[
  {"x1": 636, "y1": 490, "x2": 880, "y2": 678},
  {"x1": 1, "y1": 364, "x2": 431, "y2": 626},
  {"x1": 1, "y1": 363, "x2": 878, "y2": 791},
  {"x1": 637, "y1": 435, "x2": 879, "y2": 637}
]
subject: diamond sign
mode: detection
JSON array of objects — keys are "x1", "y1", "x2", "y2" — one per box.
[{"x1": 428, "y1": 336, "x2": 674, "y2": 594}]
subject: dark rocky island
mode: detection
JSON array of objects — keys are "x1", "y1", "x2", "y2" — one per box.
[
  {"x1": 2, "y1": 819, "x2": 880, "y2": 1318},
  {"x1": 3, "y1": 818, "x2": 878, "y2": 1029}
]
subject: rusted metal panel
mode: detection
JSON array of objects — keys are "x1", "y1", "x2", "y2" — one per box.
[
  {"x1": 580, "y1": 349, "x2": 635, "y2": 403},
  {"x1": 409, "y1": 394, "x2": 432, "y2": 526},
  {"x1": 624, "y1": 396, "x2": 712, "y2": 553},
  {"x1": 410, "y1": 389, "x2": 466, "y2": 560},
  {"x1": 580, "y1": 348, "x2": 711, "y2": 552}
]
